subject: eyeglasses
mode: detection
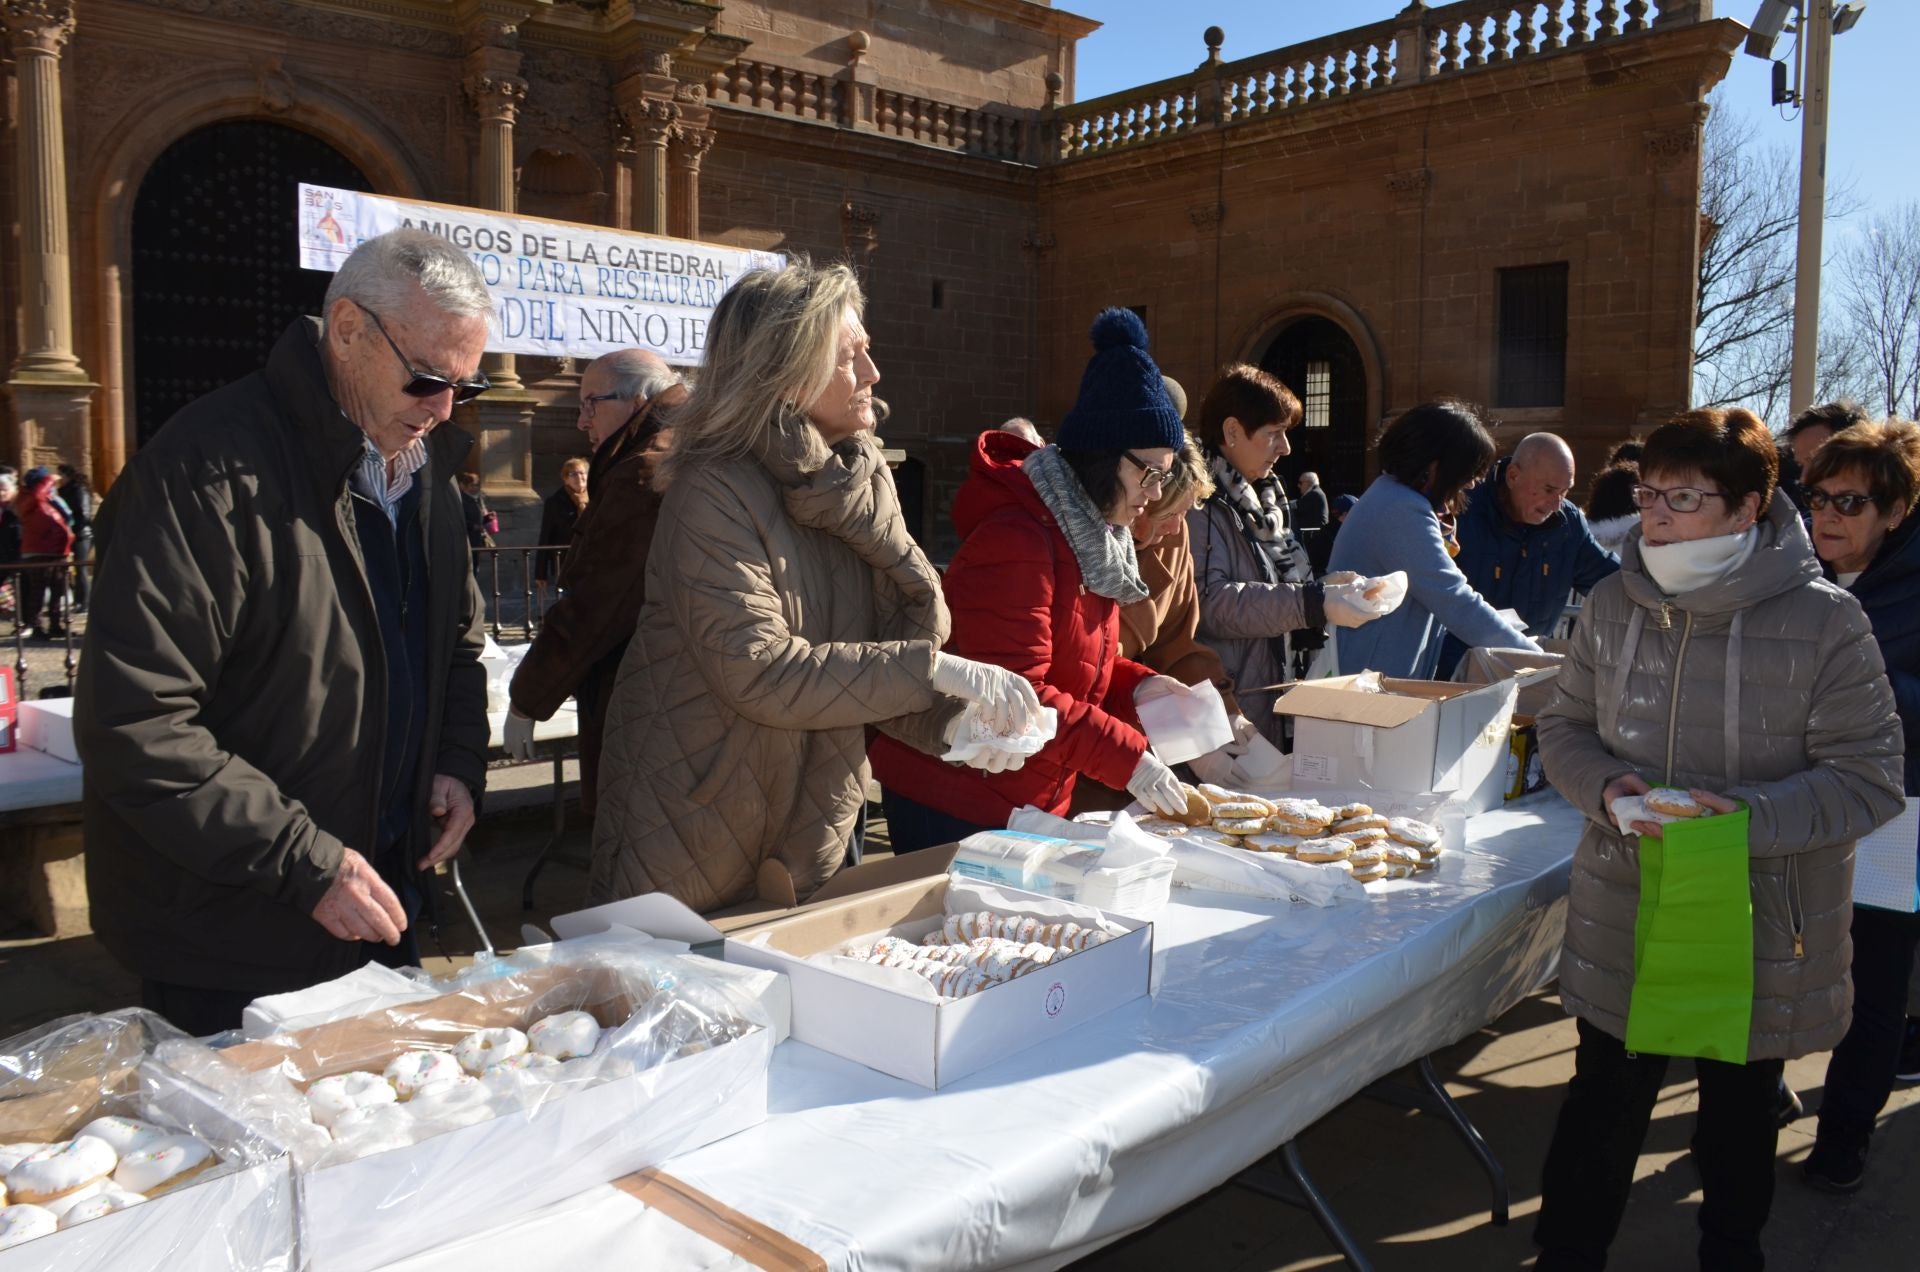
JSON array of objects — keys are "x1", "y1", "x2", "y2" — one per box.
[
  {"x1": 1631, "y1": 483, "x2": 1728, "y2": 514},
  {"x1": 578, "y1": 392, "x2": 625, "y2": 416},
  {"x1": 355, "y1": 301, "x2": 490, "y2": 404},
  {"x1": 1805, "y1": 489, "x2": 1877, "y2": 516},
  {"x1": 1121, "y1": 450, "x2": 1172, "y2": 495}
]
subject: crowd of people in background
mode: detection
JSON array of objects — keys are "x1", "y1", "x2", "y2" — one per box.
[
  {"x1": 0, "y1": 460, "x2": 92, "y2": 640},
  {"x1": 49, "y1": 230, "x2": 1920, "y2": 1271}
]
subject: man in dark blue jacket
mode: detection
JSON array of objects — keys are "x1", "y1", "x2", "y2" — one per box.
[{"x1": 1437, "y1": 432, "x2": 1617, "y2": 678}]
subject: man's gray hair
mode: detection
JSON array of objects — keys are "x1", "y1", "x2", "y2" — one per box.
[
  {"x1": 323, "y1": 228, "x2": 492, "y2": 321},
  {"x1": 599, "y1": 349, "x2": 682, "y2": 402},
  {"x1": 1301, "y1": 471, "x2": 1320, "y2": 487}
]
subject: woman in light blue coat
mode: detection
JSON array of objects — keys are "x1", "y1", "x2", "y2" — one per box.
[{"x1": 1330, "y1": 400, "x2": 1538, "y2": 677}]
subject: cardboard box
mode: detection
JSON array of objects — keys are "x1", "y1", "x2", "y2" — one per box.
[
  {"x1": 217, "y1": 963, "x2": 771, "y2": 1272},
  {"x1": 1275, "y1": 674, "x2": 1529, "y2": 816},
  {"x1": 17, "y1": 697, "x2": 75, "y2": 764},
  {"x1": 728, "y1": 876, "x2": 1154, "y2": 1088},
  {"x1": 0, "y1": 668, "x2": 16, "y2": 754},
  {"x1": 0, "y1": 1063, "x2": 297, "y2": 1272}
]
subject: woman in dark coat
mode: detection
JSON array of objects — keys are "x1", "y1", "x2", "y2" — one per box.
[
  {"x1": 1800, "y1": 419, "x2": 1920, "y2": 1192},
  {"x1": 534, "y1": 457, "x2": 588, "y2": 595}
]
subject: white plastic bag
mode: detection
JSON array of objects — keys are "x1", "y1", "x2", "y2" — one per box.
[
  {"x1": 941, "y1": 704, "x2": 1059, "y2": 766},
  {"x1": 1135, "y1": 678, "x2": 1233, "y2": 764}
]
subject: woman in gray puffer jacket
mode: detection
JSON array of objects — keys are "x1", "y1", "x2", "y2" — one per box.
[{"x1": 1532, "y1": 408, "x2": 1904, "y2": 1272}]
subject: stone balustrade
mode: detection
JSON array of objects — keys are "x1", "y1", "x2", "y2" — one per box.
[
  {"x1": 1054, "y1": 0, "x2": 1708, "y2": 161},
  {"x1": 700, "y1": 0, "x2": 1709, "y2": 166}
]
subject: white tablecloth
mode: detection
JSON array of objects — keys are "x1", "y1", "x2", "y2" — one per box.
[
  {"x1": 390, "y1": 793, "x2": 1583, "y2": 1271},
  {"x1": 0, "y1": 744, "x2": 81, "y2": 813}
]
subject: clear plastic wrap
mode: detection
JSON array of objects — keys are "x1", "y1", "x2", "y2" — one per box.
[
  {"x1": 169, "y1": 943, "x2": 772, "y2": 1272},
  {"x1": 0, "y1": 1009, "x2": 296, "y2": 1271}
]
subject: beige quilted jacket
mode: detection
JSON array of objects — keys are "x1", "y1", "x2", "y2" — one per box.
[
  {"x1": 590, "y1": 417, "x2": 959, "y2": 912},
  {"x1": 1536, "y1": 493, "x2": 1905, "y2": 1060}
]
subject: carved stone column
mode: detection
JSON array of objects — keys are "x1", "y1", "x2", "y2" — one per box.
[
  {"x1": 463, "y1": 68, "x2": 527, "y2": 390},
  {"x1": 459, "y1": 18, "x2": 539, "y2": 522},
  {"x1": 610, "y1": 110, "x2": 636, "y2": 230},
  {"x1": 4, "y1": 0, "x2": 94, "y2": 472},
  {"x1": 668, "y1": 126, "x2": 713, "y2": 240},
  {"x1": 633, "y1": 99, "x2": 677, "y2": 235},
  {"x1": 614, "y1": 52, "x2": 681, "y2": 236}
]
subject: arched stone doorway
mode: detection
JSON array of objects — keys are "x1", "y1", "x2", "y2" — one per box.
[
  {"x1": 130, "y1": 120, "x2": 370, "y2": 446},
  {"x1": 1258, "y1": 314, "x2": 1370, "y2": 501}
]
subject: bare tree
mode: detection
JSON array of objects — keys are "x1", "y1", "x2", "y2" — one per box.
[
  {"x1": 1838, "y1": 202, "x2": 1920, "y2": 419},
  {"x1": 1692, "y1": 92, "x2": 1861, "y2": 423}
]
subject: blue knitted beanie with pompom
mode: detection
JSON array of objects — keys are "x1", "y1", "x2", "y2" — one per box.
[{"x1": 1055, "y1": 308, "x2": 1186, "y2": 452}]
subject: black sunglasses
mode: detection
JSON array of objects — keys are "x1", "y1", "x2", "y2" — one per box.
[
  {"x1": 355, "y1": 301, "x2": 490, "y2": 404},
  {"x1": 1805, "y1": 489, "x2": 1877, "y2": 516}
]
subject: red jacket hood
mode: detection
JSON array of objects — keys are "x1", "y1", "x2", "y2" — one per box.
[{"x1": 953, "y1": 430, "x2": 1050, "y2": 541}]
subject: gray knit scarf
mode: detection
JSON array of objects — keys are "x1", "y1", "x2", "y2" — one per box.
[
  {"x1": 1207, "y1": 446, "x2": 1312, "y2": 584},
  {"x1": 1022, "y1": 446, "x2": 1150, "y2": 603}
]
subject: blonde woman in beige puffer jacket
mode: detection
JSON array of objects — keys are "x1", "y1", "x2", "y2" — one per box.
[
  {"x1": 1531, "y1": 408, "x2": 1905, "y2": 1272},
  {"x1": 590, "y1": 261, "x2": 1037, "y2": 914}
]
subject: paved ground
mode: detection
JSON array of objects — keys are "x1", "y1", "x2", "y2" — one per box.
[{"x1": 6, "y1": 799, "x2": 1918, "y2": 1269}]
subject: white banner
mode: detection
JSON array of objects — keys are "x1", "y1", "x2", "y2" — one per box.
[{"x1": 297, "y1": 183, "x2": 784, "y2": 364}]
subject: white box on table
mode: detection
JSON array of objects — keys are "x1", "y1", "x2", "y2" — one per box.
[
  {"x1": 1275, "y1": 673, "x2": 1542, "y2": 816},
  {"x1": 215, "y1": 963, "x2": 771, "y2": 1272},
  {"x1": 15, "y1": 697, "x2": 76, "y2": 764},
  {"x1": 556, "y1": 853, "x2": 1153, "y2": 1088},
  {"x1": 0, "y1": 1063, "x2": 296, "y2": 1272},
  {"x1": 731, "y1": 875, "x2": 1152, "y2": 1089}
]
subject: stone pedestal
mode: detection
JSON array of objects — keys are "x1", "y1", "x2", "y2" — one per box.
[
  {"x1": 462, "y1": 391, "x2": 541, "y2": 534},
  {"x1": 8, "y1": 376, "x2": 96, "y2": 471},
  {"x1": 0, "y1": 807, "x2": 87, "y2": 940}
]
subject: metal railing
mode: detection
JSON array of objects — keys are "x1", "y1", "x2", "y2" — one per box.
[
  {"x1": 4, "y1": 558, "x2": 88, "y2": 698},
  {"x1": 472, "y1": 545, "x2": 569, "y2": 643}
]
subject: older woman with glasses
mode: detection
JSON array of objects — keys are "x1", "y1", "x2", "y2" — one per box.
[
  {"x1": 590, "y1": 259, "x2": 1037, "y2": 911},
  {"x1": 1796, "y1": 419, "x2": 1920, "y2": 1193},
  {"x1": 1189, "y1": 365, "x2": 1398, "y2": 743},
  {"x1": 1532, "y1": 407, "x2": 1905, "y2": 1271},
  {"x1": 872, "y1": 309, "x2": 1216, "y2": 849}
]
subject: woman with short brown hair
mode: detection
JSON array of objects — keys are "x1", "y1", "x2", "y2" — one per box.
[
  {"x1": 1533, "y1": 406, "x2": 1905, "y2": 1269},
  {"x1": 1188, "y1": 364, "x2": 1393, "y2": 742},
  {"x1": 1799, "y1": 419, "x2": 1920, "y2": 1192}
]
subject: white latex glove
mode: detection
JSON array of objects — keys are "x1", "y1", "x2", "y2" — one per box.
[
  {"x1": 931, "y1": 653, "x2": 1043, "y2": 736},
  {"x1": 1133, "y1": 674, "x2": 1189, "y2": 706},
  {"x1": 1323, "y1": 577, "x2": 1400, "y2": 628},
  {"x1": 1227, "y1": 733, "x2": 1289, "y2": 786},
  {"x1": 503, "y1": 707, "x2": 537, "y2": 760},
  {"x1": 1187, "y1": 744, "x2": 1238, "y2": 787},
  {"x1": 1223, "y1": 713, "x2": 1262, "y2": 755},
  {"x1": 966, "y1": 747, "x2": 1027, "y2": 774},
  {"x1": 1127, "y1": 752, "x2": 1188, "y2": 816}
]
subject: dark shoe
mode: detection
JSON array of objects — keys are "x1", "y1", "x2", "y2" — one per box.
[
  {"x1": 1774, "y1": 1076, "x2": 1805, "y2": 1128},
  {"x1": 1803, "y1": 1137, "x2": 1867, "y2": 1193},
  {"x1": 1895, "y1": 1018, "x2": 1920, "y2": 1084}
]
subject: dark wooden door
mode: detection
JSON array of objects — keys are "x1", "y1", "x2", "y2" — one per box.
[
  {"x1": 132, "y1": 120, "x2": 370, "y2": 446},
  {"x1": 1259, "y1": 315, "x2": 1369, "y2": 501}
]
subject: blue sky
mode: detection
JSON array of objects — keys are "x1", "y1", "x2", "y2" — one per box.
[{"x1": 1068, "y1": 2, "x2": 1914, "y2": 227}]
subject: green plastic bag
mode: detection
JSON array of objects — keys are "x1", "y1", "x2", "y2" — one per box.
[{"x1": 1625, "y1": 806, "x2": 1754, "y2": 1061}]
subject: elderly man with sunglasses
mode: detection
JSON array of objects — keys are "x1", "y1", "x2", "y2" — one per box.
[{"x1": 75, "y1": 229, "x2": 494, "y2": 1035}]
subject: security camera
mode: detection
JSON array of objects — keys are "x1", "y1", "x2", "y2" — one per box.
[{"x1": 1744, "y1": 0, "x2": 1796, "y2": 59}]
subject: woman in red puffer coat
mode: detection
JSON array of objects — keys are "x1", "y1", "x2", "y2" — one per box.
[
  {"x1": 871, "y1": 310, "x2": 1210, "y2": 850},
  {"x1": 14, "y1": 467, "x2": 73, "y2": 639}
]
